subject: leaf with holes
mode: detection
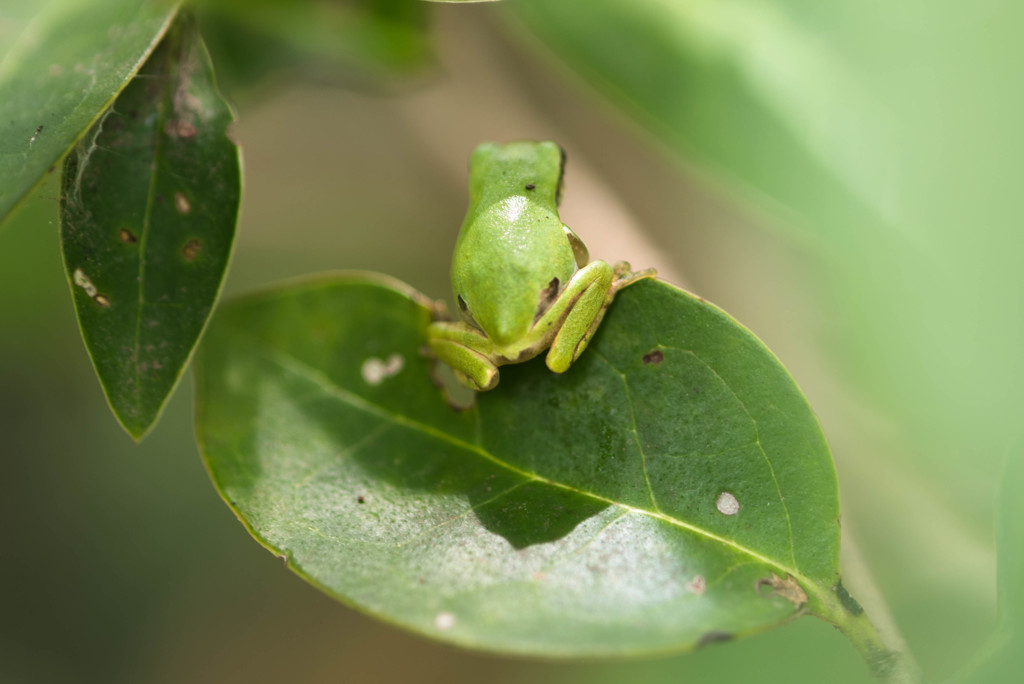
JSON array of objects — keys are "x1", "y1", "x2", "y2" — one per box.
[
  {"x1": 195, "y1": 273, "x2": 843, "y2": 655},
  {"x1": 0, "y1": 0, "x2": 181, "y2": 225},
  {"x1": 60, "y1": 14, "x2": 240, "y2": 440}
]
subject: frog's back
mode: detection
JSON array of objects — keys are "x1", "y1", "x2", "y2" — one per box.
[{"x1": 451, "y1": 142, "x2": 579, "y2": 345}]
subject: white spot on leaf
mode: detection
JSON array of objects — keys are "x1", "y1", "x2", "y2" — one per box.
[
  {"x1": 72, "y1": 269, "x2": 110, "y2": 307},
  {"x1": 174, "y1": 192, "x2": 191, "y2": 214},
  {"x1": 716, "y1": 491, "x2": 740, "y2": 516},
  {"x1": 434, "y1": 612, "x2": 456, "y2": 630},
  {"x1": 686, "y1": 574, "x2": 706, "y2": 595},
  {"x1": 361, "y1": 354, "x2": 405, "y2": 386},
  {"x1": 73, "y1": 268, "x2": 98, "y2": 297}
]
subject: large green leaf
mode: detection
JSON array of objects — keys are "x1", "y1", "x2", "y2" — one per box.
[
  {"x1": 508, "y1": 0, "x2": 894, "y2": 244},
  {"x1": 0, "y1": 0, "x2": 180, "y2": 225},
  {"x1": 0, "y1": 0, "x2": 48, "y2": 55},
  {"x1": 948, "y1": 448, "x2": 1024, "y2": 684},
  {"x1": 60, "y1": 13, "x2": 240, "y2": 440},
  {"x1": 195, "y1": 273, "x2": 842, "y2": 655}
]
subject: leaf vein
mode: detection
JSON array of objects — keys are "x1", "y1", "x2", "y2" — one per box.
[
  {"x1": 589, "y1": 349, "x2": 660, "y2": 512},
  {"x1": 660, "y1": 344, "x2": 798, "y2": 568},
  {"x1": 258, "y1": 343, "x2": 807, "y2": 585}
]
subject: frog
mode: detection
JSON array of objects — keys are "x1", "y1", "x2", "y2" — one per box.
[{"x1": 427, "y1": 141, "x2": 656, "y2": 391}]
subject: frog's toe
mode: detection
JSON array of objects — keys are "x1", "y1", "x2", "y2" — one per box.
[
  {"x1": 457, "y1": 367, "x2": 499, "y2": 392},
  {"x1": 611, "y1": 263, "x2": 657, "y2": 291}
]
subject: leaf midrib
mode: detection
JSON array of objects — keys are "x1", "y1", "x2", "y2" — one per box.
[
  {"x1": 254, "y1": 337, "x2": 814, "y2": 590},
  {"x1": 131, "y1": 22, "x2": 179, "y2": 424}
]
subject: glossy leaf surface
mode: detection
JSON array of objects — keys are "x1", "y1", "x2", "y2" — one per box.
[
  {"x1": 509, "y1": 0, "x2": 892, "y2": 243},
  {"x1": 60, "y1": 14, "x2": 240, "y2": 440},
  {"x1": 0, "y1": 0, "x2": 180, "y2": 224},
  {"x1": 195, "y1": 274, "x2": 840, "y2": 655}
]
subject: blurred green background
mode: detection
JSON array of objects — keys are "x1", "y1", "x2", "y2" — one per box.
[{"x1": 2, "y1": 0, "x2": 1019, "y2": 682}]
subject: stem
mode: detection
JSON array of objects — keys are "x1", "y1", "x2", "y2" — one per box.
[
  {"x1": 810, "y1": 533, "x2": 924, "y2": 684},
  {"x1": 822, "y1": 593, "x2": 923, "y2": 684}
]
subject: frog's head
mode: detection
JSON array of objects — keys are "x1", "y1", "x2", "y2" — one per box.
[
  {"x1": 468, "y1": 141, "x2": 565, "y2": 206},
  {"x1": 451, "y1": 140, "x2": 576, "y2": 346}
]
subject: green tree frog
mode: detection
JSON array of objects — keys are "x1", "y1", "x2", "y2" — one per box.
[{"x1": 428, "y1": 141, "x2": 655, "y2": 391}]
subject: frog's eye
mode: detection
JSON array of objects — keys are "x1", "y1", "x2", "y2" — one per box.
[{"x1": 535, "y1": 278, "x2": 560, "y2": 320}]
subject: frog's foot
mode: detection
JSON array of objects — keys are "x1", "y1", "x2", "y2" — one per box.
[
  {"x1": 429, "y1": 337, "x2": 499, "y2": 391},
  {"x1": 453, "y1": 368, "x2": 493, "y2": 393},
  {"x1": 611, "y1": 261, "x2": 657, "y2": 293},
  {"x1": 427, "y1": 322, "x2": 501, "y2": 391}
]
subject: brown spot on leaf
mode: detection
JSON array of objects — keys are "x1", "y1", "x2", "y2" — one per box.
[
  {"x1": 685, "y1": 574, "x2": 706, "y2": 595},
  {"x1": 357, "y1": 495, "x2": 365, "y2": 504},
  {"x1": 642, "y1": 349, "x2": 664, "y2": 364},
  {"x1": 756, "y1": 573, "x2": 808, "y2": 608},
  {"x1": 175, "y1": 119, "x2": 196, "y2": 138},
  {"x1": 697, "y1": 631, "x2": 734, "y2": 648},
  {"x1": 119, "y1": 228, "x2": 137, "y2": 244},
  {"x1": 94, "y1": 294, "x2": 110, "y2": 307},
  {"x1": 181, "y1": 239, "x2": 201, "y2": 261}
]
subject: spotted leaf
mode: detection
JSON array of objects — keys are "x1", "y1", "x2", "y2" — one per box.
[
  {"x1": 60, "y1": 14, "x2": 240, "y2": 440},
  {"x1": 194, "y1": 273, "x2": 840, "y2": 655}
]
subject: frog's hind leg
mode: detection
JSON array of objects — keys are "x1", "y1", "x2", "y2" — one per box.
[
  {"x1": 545, "y1": 261, "x2": 616, "y2": 373},
  {"x1": 546, "y1": 261, "x2": 658, "y2": 374},
  {"x1": 427, "y1": 322, "x2": 500, "y2": 391}
]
